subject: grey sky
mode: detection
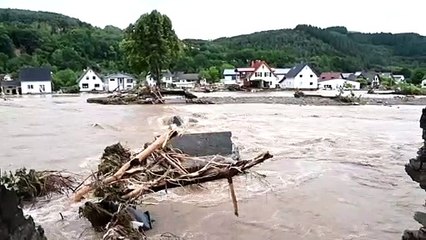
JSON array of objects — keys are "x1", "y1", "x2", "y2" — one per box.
[{"x1": 0, "y1": 0, "x2": 424, "y2": 39}]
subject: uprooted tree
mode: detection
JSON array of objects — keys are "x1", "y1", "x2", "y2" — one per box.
[{"x1": 122, "y1": 10, "x2": 181, "y2": 87}]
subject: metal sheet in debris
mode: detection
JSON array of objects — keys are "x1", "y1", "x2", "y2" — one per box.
[{"x1": 170, "y1": 131, "x2": 233, "y2": 157}]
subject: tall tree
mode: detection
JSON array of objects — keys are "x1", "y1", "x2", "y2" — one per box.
[{"x1": 122, "y1": 10, "x2": 180, "y2": 85}]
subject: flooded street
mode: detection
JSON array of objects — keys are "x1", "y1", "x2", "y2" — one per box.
[{"x1": 0, "y1": 95, "x2": 425, "y2": 239}]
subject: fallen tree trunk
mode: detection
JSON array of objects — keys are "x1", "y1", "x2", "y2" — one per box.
[{"x1": 73, "y1": 130, "x2": 178, "y2": 202}]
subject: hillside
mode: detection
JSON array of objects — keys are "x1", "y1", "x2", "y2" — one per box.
[
  {"x1": 0, "y1": 8, "x2": 124, "y2": 82},
  {"x1": 179, "y1": 25, "x2": 426, "y2": 76},
  {"x1": 0, "y1": 8, "x2": 425, "y2": 87}
]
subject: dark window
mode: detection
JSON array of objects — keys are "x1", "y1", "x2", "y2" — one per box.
[
  {"x1": 92, "y1": 76, "x2": 96, "y2": 80},
  {"x1": 322, "y1": 77, "x2": 325, "y2": 79},
  {"x1": 28, "y1": 84, "x2": 33, "y2": 89},
  {"x1": 82, "y1": 83, "x2": 89, "y2": 88},
  {"x1": 127, "y1": 79, "x2": 133, "y2": 83},
  {"x1": 110, "y1": 78, "x2": 115, "y2": 82},
  {"x1": 299, "y1": 75, "x2": 303, "y2": 78},
  {"x1": 127, "y1": 85, "x2": 132, "y2": 88},
  {"x1": 310, "y1": 82, "x2": 313, "y2": 85},
  {"x1": 86, "y1": 76, "x2": 89, "y2": 80},
  {"x1": 94, "y1": 84, "x2": 100, "y2": 88}
]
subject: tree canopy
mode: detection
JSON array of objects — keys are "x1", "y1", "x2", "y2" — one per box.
[{"x1": 122, "y1": 10, "x2": 180, "y2": 84}]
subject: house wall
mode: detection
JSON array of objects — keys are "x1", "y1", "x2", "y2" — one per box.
[
  {"x1": 281, "y1": 66, "x2": 318, "y2": 89},
  {"x1": 146, "y1": 75, "x2": 173, "y2": 87},
  {"x1": 79, "y1": 69, "x2": 104, "y2": 92},
  {"x1": 107, "y1": 77, "x2": 135, "y2": 92},
  {"x1": 248, "y1": 63, "x2": 279, "y2": 88},
  {"x1": 318, "y1": 79, "x2": 360, "y2": 90},
  {"x1": 21, "y1": 81, "x2": 52, "y2": 94},
  {"x1": 422, "y1": 80, "x2": 426, "y2": 89}
]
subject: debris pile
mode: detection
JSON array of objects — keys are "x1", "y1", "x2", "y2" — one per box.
[
  {"x1": 73, "y1": 130, "x2": 272, "y2": 238},
  {"x1": 0, "y1": 168, "x2": 75, "y2": 202},
  {"x1": 87, "y1": 86, "x2": 213, "y2": 105},
  {"x1": 404, "y1": 108, "x2": 426, "y2": 240}
]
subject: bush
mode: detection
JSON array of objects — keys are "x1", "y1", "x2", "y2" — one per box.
[{"x1": 397, "y1": 83, "x2": 426, "y2": 95}]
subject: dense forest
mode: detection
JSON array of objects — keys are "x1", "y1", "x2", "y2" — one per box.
[{"x1": 0, "y1": 8, "x2": 426, "y2": 88}]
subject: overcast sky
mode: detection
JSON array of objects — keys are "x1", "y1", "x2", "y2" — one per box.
[{"x1": 0, "y1": 0, "x2": 424, "y2": 39}]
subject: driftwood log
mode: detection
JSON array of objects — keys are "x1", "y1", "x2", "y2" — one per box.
[{"x1": 73, "y1": 130, "x2": 178, "y2": 202}]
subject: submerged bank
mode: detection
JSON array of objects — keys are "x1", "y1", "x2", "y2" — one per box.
[{"x1": 198, "y1": 95, "x2": 426, "y2": 105}]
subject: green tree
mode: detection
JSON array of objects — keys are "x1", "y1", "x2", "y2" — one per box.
[
  {"x1": 122, "y1": 10, "x2": 180, "y2": 86},
  {"x1": 200, "y1": 66, "x2": 220, "y2": 83},
  {"x1": 53, "y1": 69, "x2": 77, "y2": 89},
  {"x1": 411, "y1": 69, "x2": 425, "y2": 85}
]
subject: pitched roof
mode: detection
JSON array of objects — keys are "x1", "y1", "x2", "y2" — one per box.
[
  {"x1": 273, "y1": 68, "x2": 291, "y2": 75},
  {"x1": 105, "y1": 73, "x2": 134, "y2": 79},
  {"x1": 285, "y1": 63, "x2": 308, "y2": 78},
  {"x1": 19, "y1": 67, "x2": 51, "y2": 82},
  {"x1": 247, "y1": 60, "x2": 278, "y2": 79},
  {"x1": 223, "y1": 69, "x2": 237, "y2": 75},
  {"x1": 360, "y1": 71, "x2": 379, "y2": 82},
  {"x1": 77, "y1": 68, "x2": 102, "y2": 83},
  {"x1": 346, "y1": 74, "x2": 357, "y2": 81},
  {"x1": 342, "y1": 73, "x2": 352, "y2": 78},
  {"x1": 1, "y1": 79, "x2": 20, "y2": 87},
  {"x1": 319, "y1": 72, "x2": 342, "y2": 81},
  {"x1": 175, "y1": 73, "x2": 199, "y2": 81}
]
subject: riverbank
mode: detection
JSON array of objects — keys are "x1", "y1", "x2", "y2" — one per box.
[{"x1": 196, "y1": 95, "x2": 426, "y2": 106}]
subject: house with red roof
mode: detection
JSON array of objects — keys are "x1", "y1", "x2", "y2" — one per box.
[
  {"x1": 234, "y1": 60, "x2": 279, "y2": 88},
  {"x1": 319, "y1": 72, "x2": 343, "y2": 81}
]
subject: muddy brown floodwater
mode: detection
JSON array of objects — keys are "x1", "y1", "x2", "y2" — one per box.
[{"x1": 0, "y1": 95, "x2": 425, "y2": 240}]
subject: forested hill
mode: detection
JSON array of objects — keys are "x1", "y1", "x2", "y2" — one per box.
[
  {"x1": 180, "y1": 25, "x2": 426, "y2": 75},
  {"x1": 0, "y1": 8, "x2": 124, "y2": 86},
  {"x1": 0, "y1": 8, "x2": 425, "y2": 86}
]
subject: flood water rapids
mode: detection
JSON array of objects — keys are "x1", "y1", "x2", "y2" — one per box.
[{"x1": 0, "y1": 95, "x2": 425, "y2": 240}]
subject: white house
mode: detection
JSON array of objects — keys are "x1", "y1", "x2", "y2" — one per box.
[
  {"x1": 223, "y1": 69, "x2": 240, "y2": 85},
  {"x1": 421, "y1": 79, "x2": 426, "y2": 88},
  {"x1": 393, "y1": 75, "x2": 405, "y2": 83},
  {"x1": 273, "y1": 68, "x2": 291, "y2": 82},
  {"x1": 78, "y1": 68, "x2": 104, "y2": 92},
  {"x1": 19, "y1": 67, "x2": 52, "y2": 94},
  {"x1": 318, "y1": 79, "x2": 361, "y2": 90},
  {"x1": 104, "y1": 73, "x2": 136, "y2": 92},
  {"x1": 146, "y1": 70, "x2": 174, "y2": 87},
  {"x1": 279, "y1": 63, "x2": 318, "y2": 90}
]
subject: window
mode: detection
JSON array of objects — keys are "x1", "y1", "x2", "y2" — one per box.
[
  {"x1": 28, "y1": 84, "x2": 33, "y2": 89},
  {"x1": 310, "y1": 82, "x2": 313, "y2": 85},
  {"x1": 40, "y1": 85, "x2": 45, "y2": 91},
  {"x1": 299, "y1": 75, "x2": 303, "y2": 78},
  {"x1": 269, "y1": 72, "x2": 272, "y2": 77},
  {"x1": 92, "y1": 76, "x2": 96, "y2": 80},
  {"x1": 127, "y1": 85, "x2": 132, "y2": 88},
  {"x1": 264, "y1": 72, "x2": 268, "y2": 77},
  {"x1": 127, "y1": 79, "x2": 133, "y2": 83},
  {"x1": 94, "y1": 84, "x2": 100, "y2": 88},
  {"x1": 86, "y1": 76, "x2": 89, "y2": 80},
  {"x1": 118, "y1": 77, "x2": 124, "y2": 83},
  {"x1": 82, "y1": 83, "x2": 89, "y2": 89},
  {"x1": 110, "y1": 78, "x2": 115, "y2": 82}
]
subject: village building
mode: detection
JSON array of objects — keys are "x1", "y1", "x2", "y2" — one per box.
[
  {"x1": 146, "y1": 70, "x2": 174, "y2": 88},
  {"x1": 393, "y1": 75, "x2": 406, "y2": 83},
  {"x1": 422, "y1": 79, "x2": 426, "y2": 88},
  {"x1": 1, "y1": 79, "x2": 21, "y2": 95},
  {"x1": 359, "y1": 71, "x2": 380, "y2": 88},
  {"x1": 222, "y1": 60, "x2": 281, "y2": 88},
  {"x1": 319, "y1": 72, "x2": 343, "y2": 81},
  {"x1": 279, "y1": 63, "x2": 319, "y2": 90},
  {"x1": 104, "y1": 73, "x2": 136, "y2": 92},
  {"x1": 20, "y1": 67, "x2": 52, "y2": 94},
  {"x1": 77, "y1": 68, "x2": 104, "y2": 92},
  {"x1": 272, "y1": 68, "x2": 291, "y2": 82},
  {"x1": 318, "y1": 79, "x2": 361, "y2": 90}
]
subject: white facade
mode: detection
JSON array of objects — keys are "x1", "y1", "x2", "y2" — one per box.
[
  {"x1": 393, "y1": 75, "x2": 405, "y2": 83},
  {"x1": 248, "y1": 63, "x2": 279, "y2": 88},
  {"x1": 422, "y1": 79, "x2": 426, "y2": 88},
  {"x1": 280, "y1": 65, "x2": 318, "y2": 90},
  {"x1": 78, "y1": 69, "x2": 104, "y2": 92},
  {"x1": 3, "y1": 74, "x2": 12, "y2": 81},
  {"x1": 146, "y1": 75, "x2": 173, "y2": 87},
  {"x1": 319, "y1": 79, "x2": 360, "y2": 90},
  {"x1": 105, "y1": 74, "x2": 135, "y2": 92},
  {"x1": 21, "y1": 81, "x2": 52, "y2": 94}
]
